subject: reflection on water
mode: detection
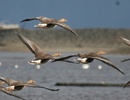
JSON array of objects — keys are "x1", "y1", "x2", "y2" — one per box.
[
  {"x1": 14, "y1": 64, "x2": 19, "y2": 68},
  {"x1": 0, "y1": 52, "x2": 130, "y2": 100},
  {"x1": 98, "y1": 65, "x2": 102, "y2": 69},
  {"x1": 82, "y1": 64, "x2": 89, "y2": 69},
  {"x1": 36, "y1": 65, "x2": 41, "y2": 69}
]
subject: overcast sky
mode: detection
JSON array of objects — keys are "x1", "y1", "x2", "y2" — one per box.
[{"x1": 0, "y1": 0, "x2": 130, "y2": 29}]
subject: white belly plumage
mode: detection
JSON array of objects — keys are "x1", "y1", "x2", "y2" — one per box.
[
  {"x1": 34, "y1": 23, "x2": 47, "y2": 28},
  {"x1": 28, "y1": 59, "x2": 51, "y2": 65},
  {"x1": 75, "y1": 58, "x2": 87, "y2": 63},
  {"x1": 28, "y1": 60, "x2": 42, "y2": 65}
]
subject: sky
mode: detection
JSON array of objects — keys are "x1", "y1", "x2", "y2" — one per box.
[{"x1": 0, "y1": 0, "x2": 130, "y2": 29}]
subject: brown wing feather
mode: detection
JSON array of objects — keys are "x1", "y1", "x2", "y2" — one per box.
[
  {"x1": 90, "y1": 55, "x2": 124, "y2": 75},
  {"x1": 41, "y1": 18, "x2": 56, "y2": 24},
  {"x1": 16, "y1": 33, "x2": 44, "y2": 57},
  {"x1": 51, "y1": 22, "x2": 78, "y2": 37},
  {"x1": 0, "y1": 77, "x2": 23, "y2": 86},
  {"x1": 0, "y1": 77, "x2": 17, "y2": 86},
  {"x1": 0, "y1": 77, "x2": 10, "y2": 85},
  {"x1": 1, "y1": 88, "x2": 26, "y2": 100},
  {"x1": 120, "y1": 37, "x2": 130, "y2": 47}
]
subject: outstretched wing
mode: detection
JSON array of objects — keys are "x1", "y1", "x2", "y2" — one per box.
[
  {"x1": 121, "y1": 58, "x2": 130, "y2": 62},
  {"x1": 57, "y1": 59, "x2": 80, "y2": 64},
  {"x1": 0, "y1": 77, "x2": 9, "y2": 85},
  {"x1": 90, "y1": 55, "x2": 124, "y2": 75},
  {"x1": 16, "y1": 33, "x2": 44, "y2": 57},
  {"x1": 51, "y1": 54, "x2": 77, "y2": 63},
  {"x1": 123, "y1": 81, "x2": 130, "y2": 89},
  {"x1": 120, "y1": 37, "x2": 130, "y2": 47},
  {"x1": 19, "y1": 83, "x2": 59, "y2": 91},
  {"x1": 2, "y1": 89, "x2": 26, "y2": 100},
  {"x1": 51, "y1": 22, "x2": 78, "y2": 37},
  {"x1": 20, "y1": 17, "x2": 37, "y2": 23},
  {"x1": 0, "y1": 77, "x2": 18, "y2": 86}
]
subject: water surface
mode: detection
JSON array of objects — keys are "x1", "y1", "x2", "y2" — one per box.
[{"x1": 0, "y1": 52, "x2": 130, "y2": 100}]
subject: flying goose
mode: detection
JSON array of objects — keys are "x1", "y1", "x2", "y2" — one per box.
[
  {"x1": 0, "y1": 77, "x2": 59, "y2": 91},
  {"x1": 16, "y1": 32, "x2": 61, "y2": 65},
  {"x1": 120, "y1": 37, "x2": 130, "y2": 62},
  {"x1": 51, "y1": 51, "x2": 124, "y2": 75},
  {"x1": 20, "y1": 16, "x2": 78, "y2": 37}
]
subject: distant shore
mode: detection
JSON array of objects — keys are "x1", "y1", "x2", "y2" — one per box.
[{"x1": 0, "y1": 28, "x2": 130, "y2": 54}]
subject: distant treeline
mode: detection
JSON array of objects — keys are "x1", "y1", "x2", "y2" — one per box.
[{"x1": 0, "y1": 28, "x2": 130, "y2": 53}]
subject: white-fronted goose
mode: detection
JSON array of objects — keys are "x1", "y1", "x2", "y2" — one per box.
[
  {"x1": 20, "y1": 16, "x2": 78, "y2": 37},
  {"x1": 16, "y1": 32, "x2": 61, "y2": 65},
  {"x1": 0, "y1": 86, "x2": 26, "y2": 100},
  {"x1": 0, "y1": 77, "x2": 59, "y2": 91},
  {"x1": 51, "y1": 51, "x2": 124, "y2": 75},
  {"x1": 120, "y1": 37, "x2": 130, "y2": 62}
]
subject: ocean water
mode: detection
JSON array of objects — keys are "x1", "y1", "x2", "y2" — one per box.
[{"x1": 0, "y1": 52, "x2": 130, "y2": 100}]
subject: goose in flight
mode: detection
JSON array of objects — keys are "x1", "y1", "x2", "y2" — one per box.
[
  {"x1": 16, "y1": 32, "x2": 61, "y2": 65},
  {"x1": 20, "y1": 16, "x2": 78, "y2": 37},
  {"x1": 51, "y1": 51, "x2": 124, "y2": 75},
  {"x1": 0, "y1": 76, "x2": 59, "y2": 91}
]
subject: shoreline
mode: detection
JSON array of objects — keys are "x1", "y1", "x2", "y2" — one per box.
[
  {"x1": 0, "y1": 28, "x2": 130, "y2": 54},
  {"x1": 0, "y1": 45, "x2": 130, "y2": 54}
]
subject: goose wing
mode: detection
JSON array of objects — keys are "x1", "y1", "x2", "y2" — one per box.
[
  {"x1": 0, "y1": 77, "x2": 9, "y2": 85},
  {"x1": 51, "y1": 54, "x2": 77, "y2": 63},
  {"x1": 57, "y1": 59, "x2": 80, "y2": 64},
  {"x1": 20, "y1": 17, "x2": 37, "y2": 23},
  {"x1": 1, "y1": 88, "x2": 26, "y2": 100},
  {"x1": 123, "y1": 81, "x2": 130, "y2": 89},
  {"x1": 90, "y1": 55, "x2": 124, "y2": 75},
  {"x1": 51, "y1": 21, "x2": 78, "y2": 37},
  {"x1": 19, "y1": 83, "x2": 59, "y2": 91},
  {"x1": 16, "y1": 33, "x2": 44, "y2": 57},
  {"x1": 120, "y1": 37, "x2": 130, "y2": 47},
  {"x1": 121, "y1": 58, "x2": 130, "y2": 62},
  {"x1": 0, "y1": 77, "x2": 19, "y2": 86}
]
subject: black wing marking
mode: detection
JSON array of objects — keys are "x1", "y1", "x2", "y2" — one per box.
[
  {"x1": 51, "y1": 22, "x2": 78, "y2": 37},
  {"x1": 57, "y1": 59, "x2": 80, "y2": 64},
  {"x1": 123, "y1": 81, "x2": 130, "y2": 89},
  {"x1": 20, "y1": 18, "x2": 37, "y2": 23},
  {"x1": 90, "y1": 55, "x2": 125, "y2": 75},
  {"x1": 121, "y1": 58, "x2": 130, "y2": 62},
  {"x1": 51, "y1": 55, "x2": 77, "y2": 63}
]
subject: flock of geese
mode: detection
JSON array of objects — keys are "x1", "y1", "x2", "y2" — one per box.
[{"x1": 0, "y1": 16, "x2": 130, "y2": 100}]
